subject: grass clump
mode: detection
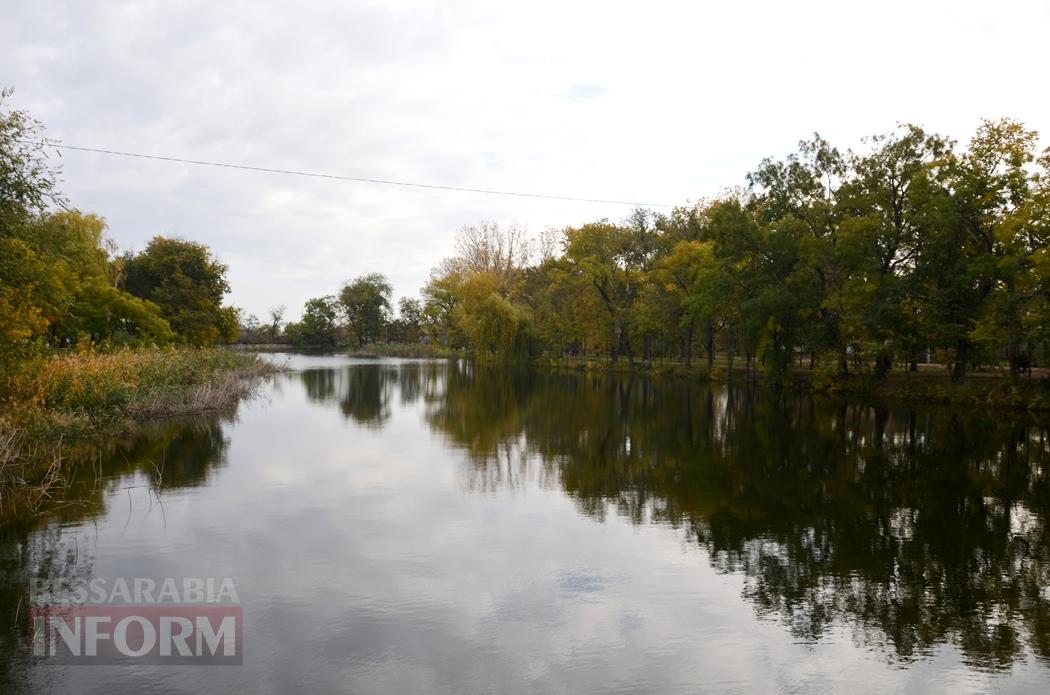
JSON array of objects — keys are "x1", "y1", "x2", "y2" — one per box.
[
  {"x1": 4, "y1": 347, "x2": 274, "y2": 422},
  {"x1": 0, "y1": 347, "x2": 280, "y2": 521}
]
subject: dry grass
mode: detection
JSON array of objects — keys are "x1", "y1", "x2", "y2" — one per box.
[
  {"x1": 0, "y1": 347, "x2": 282, "y2": 522},
  {"x1": 5, "y1": 348, "x2": 276, "y2": 417},
  {"x1": 0, "y1": 426, "x2": 65, "y2": 523}
]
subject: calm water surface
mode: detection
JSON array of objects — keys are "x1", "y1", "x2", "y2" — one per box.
[{"x1": 3, "y1": 354, "x2": 1050, "y2": 693}]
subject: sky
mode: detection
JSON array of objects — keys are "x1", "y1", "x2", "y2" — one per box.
[{"x1": 4, "y1": 0, "x2": 1048, "y2": 321}]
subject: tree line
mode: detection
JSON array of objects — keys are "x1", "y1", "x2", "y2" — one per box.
[
  {"x1": 7, "y1": 85, "x2": 1049, "y2": 383},
  {"x1": 1, "y1": 89, "x2": 241, "y2": 360},
  {"x1": 290, "y1": 119, "x2": 1049, "y2": 382}
]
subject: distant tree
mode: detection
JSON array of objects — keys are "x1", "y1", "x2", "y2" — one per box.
[
  {"x1": 422, "y1": 269, "x2": 464, "y2": 347},
  {"x1": 122, "y1": 236, "x2": 238, "y2": 346},
  {"x1": 445, "y1": 221, "x2": 532, "y2": 280},
  {"x1": 451, "y1": 271, "x2": 532, "y2": 359},
  {"x1": 238, "y1": 312, "x2": 270, "y2": 344},
  {"x1": 294, "y1": 296, "x2": 339, "y2": 347},
  {"x1": 338, "y1": 273, "x2": 392, "y2": 347},
  {"x1": 267, "y1": 304, "x2": 286, "y2": 339},
  {"x1": 390, "y1": 297, "x2": 424, "y2": 343}
]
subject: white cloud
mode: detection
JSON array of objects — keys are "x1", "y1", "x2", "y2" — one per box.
[{"x1": 5, "y1": 0, "x2": 1047, "y2": 319}]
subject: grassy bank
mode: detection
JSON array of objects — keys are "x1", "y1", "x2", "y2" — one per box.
[{"x1": 0, "y1": 348, "x2": 279, "y2": 522}]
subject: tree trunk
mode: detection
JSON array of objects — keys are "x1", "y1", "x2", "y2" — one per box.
[
  {"x1": 874, "y1": 352, "x2": 892, "y2": 378},
  {"x1": 951, "y1": 342, "x2": 967, "y2": 381},
  {"x1": 619, "y1": 323, "x2": 634, "y2": 367},
  {"x1": 684, "y1": 320, "x2": 694, "y2": 368},
  {"x1": 705, "y1": 327, "x2": 715, "y2": 372}
]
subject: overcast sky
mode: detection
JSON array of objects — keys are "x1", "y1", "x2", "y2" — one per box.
[{"x1": 5, "y1": 0, "x2": 1048, "y2": 321}]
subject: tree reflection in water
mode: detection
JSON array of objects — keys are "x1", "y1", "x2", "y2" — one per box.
[
  {"x1": 301, "y1": 366, "x2": 393, "y2": 427},
  {"x1": 0, "y1": 414, "x2": 232, "y2": 690},
  {"x1": 422, "y1": 365, "x2": 1050, "y2": 670},
  {"x1": 5, "y1": 362, "x2": 1050, "y2": 676}
]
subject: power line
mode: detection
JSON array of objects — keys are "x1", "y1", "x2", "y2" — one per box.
[{"x1": 19, "y1": 140, "x2": 675, "y2": 208}]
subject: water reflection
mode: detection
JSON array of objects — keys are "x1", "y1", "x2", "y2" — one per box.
[
  {"x1": 421, "y1": 366, "x2": 1050, "y2": 671},
  {"x1": 301, "y1": 366, "x2": 394, "y2": 426},
  {"x1": 0, "y1": 414, "x2": 233, "y2": 691},
  {"x1": 4, "y1": 359, "x2": 1050, "y2": 688}
]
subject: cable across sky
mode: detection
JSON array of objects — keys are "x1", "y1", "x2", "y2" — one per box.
[{"x1": 20, "y1": 140, "x2": 676, "y2": 208}]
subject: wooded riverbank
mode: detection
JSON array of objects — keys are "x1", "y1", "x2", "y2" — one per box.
[{"x1": 536, "y1": 354, "x2": 1050, "y2": 412}]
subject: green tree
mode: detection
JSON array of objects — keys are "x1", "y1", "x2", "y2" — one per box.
[
  {"x1": 293, "y1": 296, "x2": 339, "y2": 347},
  {"x1": 1, "y1": 88, "x2": 66, "y2": 352},
  {"x1": 0, "y1": 87, "x2": 62, "y2": 230},
  {"x1": 833, "y1": 125, "x2": 951, "y2": 375},
  {"x1": 747, "y1": 135, "x2": 844, "y2": 378},
  {"x1": 2, "y1": 210, "x2": 172, "y2": 350},
  {"x1": 338, "y1": 273, "x2": 392, "y2": 347},
  {"x1": 422, "y1": 269, "x2": 464, "y2": 348},
  {"x1": 390, "y1": 297, "x2": 424, "y2": 344},
  {"x1": 562, "y1": 222, "x2": 643, "y2": 363},
  {"x1": 952, "y1": 119, "x2": 1040, "y2": 377},
  {"x1": 122, "y1": 236, "x2": 238, "y2": 346}
]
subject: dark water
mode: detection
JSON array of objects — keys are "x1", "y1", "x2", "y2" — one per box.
[{"x1": 4, "y1": 354, "x2": 1050, "y2": 693}]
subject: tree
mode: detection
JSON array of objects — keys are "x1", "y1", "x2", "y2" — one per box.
[
  {"x1": 452, "y1": 271, "x2": 533, "y2": 360},
  {"x1": 747, "y1": 134, "x2": 844, "y2": 378},
  {"x1": 562, "y1": 222, "x2": 642, "y2": 363},
  {"x1": 2, "y1": 210, "x2": 172, "y2": 350},
  {"x1": 833, "y1": 125, "x2": 951, "y2": 375},
  {"x1": 0, "y1": 87, "x2": 63, "y2": 230},
  {"x1": 122, "y1": 236, "x2": 238, "y2": 346},
  {"x1": 1, "y1": 88, "x2": 66, "y2": 353},
  {"x1": 260, "y1": 120, "x2": 1050, "y2": 382},
  {"x1": 338, "y1": 273, "x2": 392, "y2": 347},
  {"x1": 445, "y1": 221, "x2": 532, "y2": 281},
  {"x1": 951, "y1": 119, "x2": 1040, "y2": 377},
  {"x1": 390, "y1": 297, "x2": 424, "y2": 344},
  {"x1": 287, "y1": 296, "x2": 339, "y2": 347},
  {"x1": 268, "y1": 305, "x2": 286, "y2": 340},
  {"x1": 238, "y1": 313, "x2": 269, "y2": 344},
  {"x1": 422, "y1": 268, "x2": 464, "y2": 348}
]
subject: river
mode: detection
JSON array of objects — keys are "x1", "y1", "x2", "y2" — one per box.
[{"x1": 3, "y1": 354, "x2": 1050, "y2": 693}]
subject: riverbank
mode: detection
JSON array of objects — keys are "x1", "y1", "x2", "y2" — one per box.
[
  {"x1": 0, "y1": 348, "x2": 281, "y2": 522},
  {"x1": 346, "y1": 343, "x2": 458, "y2": 359},
  {"x1": 236, "y1": 342, "x2": 459, "y2": 359},
  {"x1": 537, "y1": 355, "x2": 1050, "y2": 412}
]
